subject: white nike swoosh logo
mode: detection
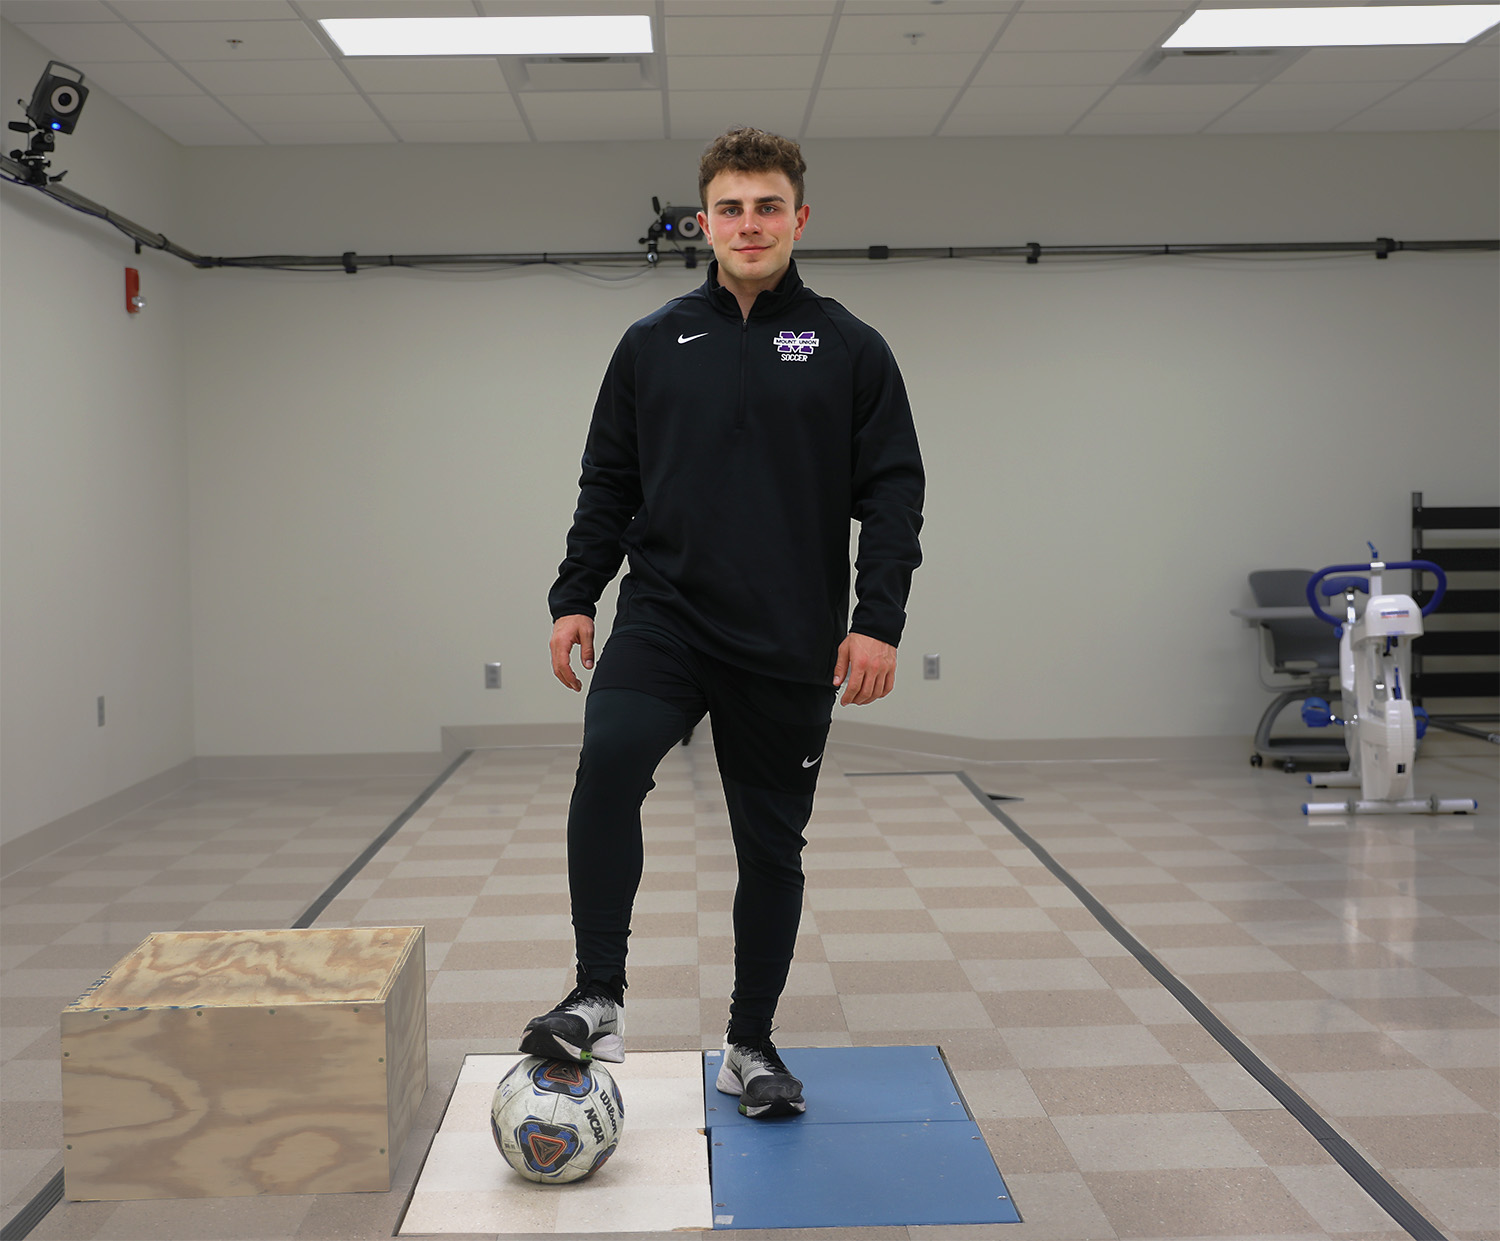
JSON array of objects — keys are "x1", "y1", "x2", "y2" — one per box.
[
  {"x1": 677, "y1": 332, "x2": 708, "y2": 344},
  {"x1": 802, "y1": 755, "x2": 823, "y2": 768}
]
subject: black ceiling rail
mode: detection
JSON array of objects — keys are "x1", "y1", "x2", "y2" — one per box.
[{"x1": 5, "y1": 152, "x2": 1497, "y2": 272}]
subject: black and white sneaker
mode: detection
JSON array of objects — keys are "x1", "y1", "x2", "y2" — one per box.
[
  {"x1": 520, "y1": 978, "x2": 625, "y2": 1064},
  {"x1": 716, "y1": 1036, "x2": 805, "y2": 1118}
]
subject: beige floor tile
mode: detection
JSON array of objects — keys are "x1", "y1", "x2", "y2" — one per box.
[
  {"x1": 1026, "y1": 1065, "x2": 1216, "y2": 1115},
  {"x1": 1390, "y1": 1165, "x2": 1500, "y2": 1233},
  {"x1": 1340, "y1": 1112, "x2": 1499, "y2": 1169},
  {"x1": 982, "y1": 990, "x2": 1143, "y2": 1029},
  {"x1": 1085, "y1": 1167, "x2": 1323, "y2": 1237},
  {"x1": 999, "y1": 1026, "x2": 1174, "y2": 1069},
  {"x1": 1053, "y1": 1111, "x2": 1265, "y2": 1171},
  {"x1": 1439, "y1": 1066, "x2": 1500, "y2": 1112},
  {"x1": 990, "y1": 1170, "x2": 1114, "y2": 1239},
  {"x1": 1292, "y1": 1067, "x2": 1487, "y2": 1116},
  {"x1": 975, "y1": 1117, "x2": 1079, "y2": 1174},
  {"x1": 1246, "y1": 1030, "x2": 1424, "y2": 1072},
  {"x1": 1225, "y1": 1109, "x2": 1337, "y2": 1167},
  {"x1": 829, "y1": 960, "x2": 973, "y2": 994},
  {"x1": 1270, "y1": 1164, "x2": 1408, "y2": 1235},
  {"x1": 841, "y1": 991, "x2": 993, "y2": 1031}
]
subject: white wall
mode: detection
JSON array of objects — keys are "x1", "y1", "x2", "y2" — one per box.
[
  {"x1": 2, "y1": 19, "x2": 1496, "y2": 854},
  {"x1": 0, "y1": 20, "x2": 192, "y2": 847},
  {"x1": 178, "y1": 131, "x2": 1497, "y2": 754}
]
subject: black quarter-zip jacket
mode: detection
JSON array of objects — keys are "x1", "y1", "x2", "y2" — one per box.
[{"x1": 549, "y1": 258, "x2": 925, "y2": 687}]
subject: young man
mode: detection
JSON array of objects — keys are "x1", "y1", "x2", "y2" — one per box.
[{"x1": 521, "y1": 127, "x2": 924, "y2": 1118}]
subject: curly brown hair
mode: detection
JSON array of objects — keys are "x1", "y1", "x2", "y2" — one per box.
[{"x1": 698, "y1": 126, "x2": 807, "y2": 209}]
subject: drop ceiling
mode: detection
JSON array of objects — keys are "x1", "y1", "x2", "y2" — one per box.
[{"x1": 2, "y1": 0, "x2": 1495, "y2": 146}]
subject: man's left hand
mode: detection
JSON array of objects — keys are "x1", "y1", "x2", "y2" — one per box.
[{"x1": 833, "y1": 633, "x2": 897, "y2": 706}]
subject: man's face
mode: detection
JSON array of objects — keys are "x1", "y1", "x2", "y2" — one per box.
[{"x1": 697, "y1": 168, "x2": 810, "y2": 294}]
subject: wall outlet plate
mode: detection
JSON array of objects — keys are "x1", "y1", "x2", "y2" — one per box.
[
  {"x1": 484, "y1": 663, "x2": 502, "y2": 690},
  {"x1": 923, "y1": 655, "x2": 940, "y2": 680}
]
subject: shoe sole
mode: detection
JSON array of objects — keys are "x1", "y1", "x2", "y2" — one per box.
[{"x1": 519, "y1": 1027, "x2": 625, "y2": 1064}]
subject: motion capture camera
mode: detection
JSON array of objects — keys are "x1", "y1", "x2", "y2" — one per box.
[
  {"x1": 26, "y1": 61, "x2": 88, "y2": 134},
  {"x1": 639, "y1": 196, "x2": 702, "y2": 267},
  {"x1": 658, "y1": 201, "x2": 702, "y2": 242},
  {"x1": 7, "y1": 61, "x2": 89, "y2": 185}
]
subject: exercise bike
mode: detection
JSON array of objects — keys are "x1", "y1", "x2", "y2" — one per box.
[{"x1": 1299, "y1": 548, "x2": 1478, "y2": 817}]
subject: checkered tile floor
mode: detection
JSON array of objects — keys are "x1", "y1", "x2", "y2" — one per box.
[{"x1": 2, "y1": 735, "x2": 1495, "y2": 1240}]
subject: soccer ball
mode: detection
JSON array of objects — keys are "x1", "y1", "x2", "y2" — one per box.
[{"x1": 490, "y1": 1056, "x2": 624, "y2": 1184}]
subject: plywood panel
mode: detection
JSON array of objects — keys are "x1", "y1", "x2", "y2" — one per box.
[
  {"x1": 61, "y1": 926, "x2": 427, "y2": 1201},
  {"x1": 76, "y1": 926, "x2": 419, "y2": 1008}
]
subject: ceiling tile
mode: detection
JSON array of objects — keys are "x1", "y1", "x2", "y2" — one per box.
[
  {"x1": 298, "y1": 1, "x2": 474, "y2": 14},
  {"x1": 949, "y1": 82, "x2": 1107, "y2": 115},
  {"x1": 820, "y1": 53, "x2": 982, "y2": 89},
  {"x1": 521, "y1": 89, "x2": 664, "y2": 140},
  {"x1": 245, "y1": 120, "x2": 393, "y2": 142},
  {"x1": 665, "y1": 14, "x2": 833, "y2": 56},
  {"x1": 666, "y1": 54, "x2": 819, "y2": 90},
  {"x1": 1234, "y1": 81, "x2": 1401, "y2": 112},
  {"x1": 1018, "y1": 1, "x2": 1191, "y2": 10},
  {"x1": 996, "y1": 9, "x2": 1181, "y2": 52},
  {"x1": 1423, "y1": 44, "x2": 1500, "y2": 81},
  {"x1": 809, "y1": 86, "x2": 956, "y2": 119},
  {"x1": 116, "y1": 93, "x2": 258, "y2": 141},
  {"x1": 69, "y1": 60, "x2": 203, "y2": 96},
  {"x1": 0, "y1": 1, "x2": 114, "y2": 21},
  {"x1": 344, "y1": 58, "x2": 511, "y2": 93},
  {"x1": 133, "y1": 19, "x2": 332, "y2": 60},
  {"x1": 476, "y1": 0, "x2": 661, "y2": 13},
  {"x1": 1089, "y1": 82, "x2": 1254, "y2": 113},
  {"x1": 12, "y1": 21, "x2": 163, "y2": 60},
  {"x1": 1338, "y1": 108, "x2": 1496, "y2": 132},
  {"x1": 971, "y1": 49, "x2": 1139, "y2": 85},
  {"x1": 1272, "y1": 46, "x2": 1458, "y2": 84},
  {"x1": 387, "y1": 119, "x2": 531, "y2": 143},
  {"x1": 219, "y1": 91, "x2": 380, "y2": 124},
  {"x1": 940, "y1": 111, "x2": 1079, "y2": 136},
  {"x1": 844, "y1": 1, "x2": 1014, "y2": 13},
  {"x1": 1072, "y1": 111, "x2": 1216, "y2": 133},
  {"x1": 1205, "y1": 110, "x2": 1354, "y2": 134},
  {"x1": 1375, "y1": 78, "x2": 1499, "y2": 112},
  {"x1": 181, "y1": 58, "x2": 357, "y2": 94},
  {"x1": 803, "y1": 112, "x2": 943, "y2": 138},
  {"x1": 830, "y1": 13, "x2": 1009, "y2": 55},
  {"x1": 111, "y1": 1, "x2": 297, "y2": 19},
  {"x1": 667, "y1": 88, "x2": 807, "y2": 139},
  {"x1": 666, "y1": 1, "x2": 836, "y2": 14},
  {"x1": 366, "y1": 92, "x2": 521, "y2": 123}
]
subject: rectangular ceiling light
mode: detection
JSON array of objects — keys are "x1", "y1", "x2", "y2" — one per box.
[
  {"x1": 1164, "y1": 5, "x2": 1500, "y2": 49},
  {"x1": 320, "y1": 15, "x2": 653, "y2": 58}
]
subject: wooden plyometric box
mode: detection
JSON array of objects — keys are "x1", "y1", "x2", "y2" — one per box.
[{"x1": 61, "y1": 925, "x2": 427, "y2": 1201}]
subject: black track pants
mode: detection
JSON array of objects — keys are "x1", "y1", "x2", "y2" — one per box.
[{"x1": 566, "y1": 625, "x2": 835, "y2": 1040}]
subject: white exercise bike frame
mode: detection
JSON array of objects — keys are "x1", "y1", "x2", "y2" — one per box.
[{"x1": 1301, "y1": 556, "x2": 1477, "y2": 817}]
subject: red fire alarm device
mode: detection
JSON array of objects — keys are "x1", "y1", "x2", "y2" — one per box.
[{"x1": 125, "y1": 267, "x2": 144, "y2": 314}]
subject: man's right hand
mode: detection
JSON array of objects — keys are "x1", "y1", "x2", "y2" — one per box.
[{"x1": 550, "y1": 615, "x2": 595, "y2": 692}]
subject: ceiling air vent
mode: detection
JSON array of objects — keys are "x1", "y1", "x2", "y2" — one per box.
[{"x1": 1130, "y1": 46, "x2": 1305, "y2": 85}]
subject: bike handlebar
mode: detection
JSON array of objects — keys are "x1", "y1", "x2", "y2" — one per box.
[{"x1": 1305, "y1": 560, "x2": 1448, "y2": 625}]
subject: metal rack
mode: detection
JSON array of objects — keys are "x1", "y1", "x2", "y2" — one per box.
[{"x1": 1411, "y1": 491, "x2": 1500, "y2": 739}]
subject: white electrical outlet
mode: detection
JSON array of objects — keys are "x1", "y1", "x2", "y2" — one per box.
[
  {"x1": 923, "y1": 655, "x2": 940, "y2": 680},
  {"x1": 484, "y1": 663, "x2": 502, "y2": 689}
]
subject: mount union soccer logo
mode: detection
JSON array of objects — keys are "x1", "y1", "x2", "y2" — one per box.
[{"x1": 776, "y1": 330, "x2": 819, "y2": 362}]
